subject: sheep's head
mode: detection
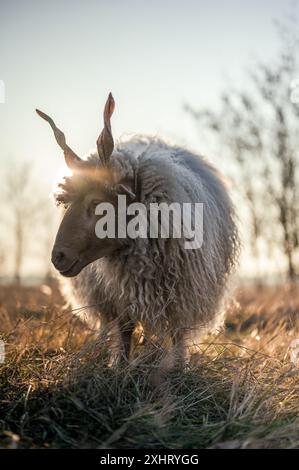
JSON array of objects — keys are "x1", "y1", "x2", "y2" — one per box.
[{"x1": 37, "y1": 93, "x2": 134, "y2": 277}]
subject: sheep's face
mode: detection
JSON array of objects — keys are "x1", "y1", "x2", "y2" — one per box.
[
  {"x1": 51, "y1": 167, "x2": 129, "y2": 277},
  {"x1": 37, "y1": 93, "x2": 127, "y2": 276}
]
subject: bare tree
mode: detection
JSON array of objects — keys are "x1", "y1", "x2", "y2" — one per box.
[
  {"x1": 39, "y1": 203, "x2": 56, "y2": 284},
  {"x1": 2, "y1": 162, "x2": 46, "y2": 284},
  {"x1": 186, "y1": 19, "x2": 299, "y2": 280}
]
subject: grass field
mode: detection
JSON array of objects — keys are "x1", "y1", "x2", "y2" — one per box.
[{"x1": 0, "y1": 283, "x2": 298, "y2": 449}]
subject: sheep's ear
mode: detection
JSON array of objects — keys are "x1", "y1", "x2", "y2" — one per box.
[
  {"x1": 97, "y1": 93, "x2": 115, "y2": 166},
  {"x1": 115, "y1": 183, "x2": 136, "y2": 201}
]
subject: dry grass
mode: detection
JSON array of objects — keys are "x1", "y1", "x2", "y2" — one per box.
[{"x1": 0, "y1": 282, "x2": 298, "y2": 449}]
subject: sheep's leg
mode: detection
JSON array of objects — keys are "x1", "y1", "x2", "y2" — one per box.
[
  {"x1": 171, "y1": 328, "x2": 191, "y2": 368},
  {"x1": 148, "y1": 329, "x2": 190, "y2": 387},
  {"x1": 119, "y1": 321, "x2": 135, "y2": 362},
  {"x1": 99, "y1": 318, "x2": 121, "y2": 367}
]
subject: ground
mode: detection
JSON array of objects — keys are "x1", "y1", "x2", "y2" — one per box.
[{"x1": 0, "y1": 282, "x2": 298, "y2": 449}]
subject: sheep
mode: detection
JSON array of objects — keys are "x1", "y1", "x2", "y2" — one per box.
[{"x1": 36, "y1": 93, "x2": 239, "y2": 366}]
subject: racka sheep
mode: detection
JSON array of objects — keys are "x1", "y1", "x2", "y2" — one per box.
[{"x1": 36, "y1": 93, "x2": 239, "y2": 365}]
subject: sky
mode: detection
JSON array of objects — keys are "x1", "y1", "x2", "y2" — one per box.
[{"x1": 0, "y1": 0, "x2": 297, "y2": 277}]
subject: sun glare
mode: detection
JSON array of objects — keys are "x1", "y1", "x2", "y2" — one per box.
[{"x1": 52, "y1": 165, "x2": 73, "y2": 193}]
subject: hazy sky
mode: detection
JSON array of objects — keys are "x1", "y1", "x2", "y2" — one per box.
[
  {"x1": 0, "y1": 1, "x2": 293, "y2": 176},
  {"x1": 0, "y1": 0, "x2": 297, "y2": 277}
]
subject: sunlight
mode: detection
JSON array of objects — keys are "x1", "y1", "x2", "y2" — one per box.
[{"x1": 52, "y1": 165, "x2": 73, "y2": 193}]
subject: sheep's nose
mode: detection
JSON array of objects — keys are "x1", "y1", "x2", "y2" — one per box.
[{"x1": 51, "y1": 248, "x2": 69, "y2": 271}]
